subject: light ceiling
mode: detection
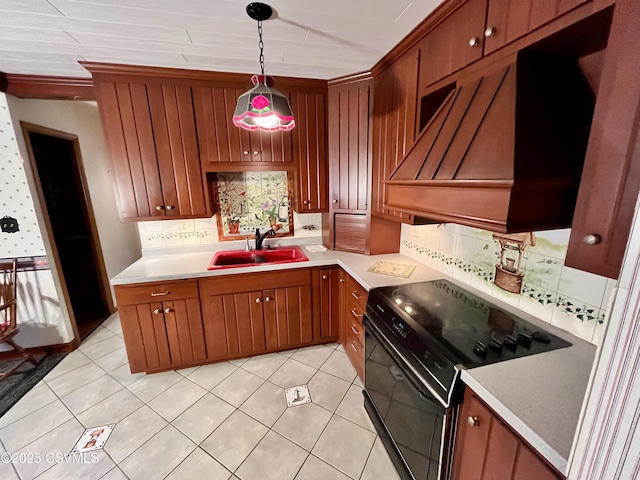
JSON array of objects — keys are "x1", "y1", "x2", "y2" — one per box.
[{"x1": 0, "y1": 0, "x2": 444, "y2": 80}]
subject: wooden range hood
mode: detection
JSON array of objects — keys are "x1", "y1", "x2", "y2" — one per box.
[{"x1": 384, "y1": 53, "x2": 595, "y2": 233}]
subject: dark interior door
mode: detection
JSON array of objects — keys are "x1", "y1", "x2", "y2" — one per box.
[{"x1": 28, "y1": 131, "x2": 109, "y2": 339}]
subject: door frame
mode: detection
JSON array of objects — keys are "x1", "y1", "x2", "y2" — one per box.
[{"x1": 20, "y1": 121, "x2": 115, "y2": 343}]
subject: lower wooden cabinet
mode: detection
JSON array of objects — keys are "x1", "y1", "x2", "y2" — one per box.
[
  {"x1": 115, "y1": 280, "x2": 207, "y2": 373},
  {"x1": 316, "y1": 267, "x2": 343, "y2": 340},
  {"x1": 341, "y1": 273, "x2": 367, "y2": 380},
  {"x1": 452, "y1": 388, "x2": 563, "y2": 480}
]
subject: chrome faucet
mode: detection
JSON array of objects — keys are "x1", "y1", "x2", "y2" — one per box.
[{"x1": 255, "y1": 228, "x2": 275, "y2": 250}]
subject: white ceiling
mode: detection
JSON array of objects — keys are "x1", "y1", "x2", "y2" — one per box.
[{"x1": 0, "y1": 0, "x2": 444, "y2": 80}]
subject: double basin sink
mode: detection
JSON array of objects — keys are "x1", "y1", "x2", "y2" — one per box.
[{"x1": 207, "y1": 246, "x2": 309, "y2": 270}]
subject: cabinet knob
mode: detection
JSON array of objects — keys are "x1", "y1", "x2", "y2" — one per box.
[
  {"x1": 469, "y1": 37, "x2": 480, "y2": 47},
  {"x1": 484, "y1": 26, "x2": 496, "y2": 37},
  {"x1": 153, "y1": 308, "x2": 162, "y2": 315},
  {"x1": 332, "y1": 199, "x2": 338, "y2": 204},
  {"x1": 467, "y1": 416, "x2": 480, "y2": 428},
  {"x1": 303, "y1": 200, "x2": 310, "y2": 205},
  {"x1": 165, "y1": 205, "x2": 175, "y2": 211},
  {"x1": 582, "y1": 234, "x2": 602, "y2": 245},
  {"x1": 265, "y1": 296, "x2": 271, "y2": 302},
  {"x1": 255, "y1": 297, "x2": 261, "y2": 303},
  {"x1": 339, "y1": 278, "x2": 345, "y2": 283},
  {"x1": 164, "y1": 307, "x2": 173, "y2": 314},
  {"x1": 155, "y1": 205, "x2": 165, "y2": 211},
  {"x1": 243, "y1": 150, "x2": 249, "y2": 155},
  {"x1": 322, "y1": 275, "x2": 327, "y2": 280},
  {"x1": 253, "y1": 150, "x2": 260, "y2": 155}
]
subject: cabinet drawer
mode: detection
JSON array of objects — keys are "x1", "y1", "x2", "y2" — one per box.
[
  {"x1": 200, "y1": 268, "x2": 311, "y2": 296},
  {"x1": 115, "y1": 281, "x2": 198, "y2": 305},
  {"x1": 347, "y1": 297, "x2": 365, "y2": 327},
  {"x1": 346, "y1": 275, "x2": 368, "y2": 311},
  {"x1": 345, "y1": 325, "x2": 364, "y2": 380},
  {"x1": 346, "y1": 306, "x2": 365, "y2": 345}
]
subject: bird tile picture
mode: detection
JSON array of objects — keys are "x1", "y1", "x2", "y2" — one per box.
[{"x1": 213, "y1": 171, "x2": 294, "y2": 241}]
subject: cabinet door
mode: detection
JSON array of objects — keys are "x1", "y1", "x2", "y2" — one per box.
[
  {"x1": 317, "y1": 268, "x2": 341, "y2": 340},
  {"x1": 291, "y1": 91, "x2": 328, "y2": 212},
  {"x1": 93, "y1": 79, "x2": 205, "y2": 219},
  {"x1": 418, "y1": 0, "x2": 487, "y2": 89},
  {"x1": 565, "y1": 0, "x2": 640, "y2": 279},
  {"x1": 484, "y1": 0, "x2": 590, "y2": 55},
  {"x1": 119, "y1": 299, "x2": 206, "y2": 372},
  {"x1": 201, "y1": 291, "x2": 266, "y2": 360},
  {"x1": 263, "y1": 286, "x2": 313, "y2": 349},
  {"x1": 194, "y1": 85, "x2": 294, "y2": 165},
  {"x1": 328, "y1": 80, "x2": 370, "y2": 211},
  {"x1": 371, "y1": 50, "x2": 419, "y2": 222}
]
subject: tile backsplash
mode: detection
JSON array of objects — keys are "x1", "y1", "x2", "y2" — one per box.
[
  {"x1": 138, "y1": 212, "x2": 322, "y2": 250},
  {"x1": 400, "y1": 224, "x2": 615, "y2": 345}
]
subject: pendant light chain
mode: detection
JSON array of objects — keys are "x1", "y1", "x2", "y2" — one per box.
[{"x1": 257, "y1": 20, "x2": 265, "y2": 76}]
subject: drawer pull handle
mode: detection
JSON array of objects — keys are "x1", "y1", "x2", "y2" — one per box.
[
  {"x1": 351, "y1": 291, "x2": 362, "y2": 300},
  {"x1": 164, "y1": 307, "x2": 173, "y2": 314},
  {"x1": 468, "y1": 416, "x2": 480, "y2": 428},
  {"x1": 153, "y1": 308, "x2": 162, "y2": 315},
  {"x1": 151, "y1": 291, "x2": 170, "y2": 297},
  {"x1": 350, "y1": 342, "x2": 359, "y2": 353},
  {"x1": 351, "y1": 308, "x2": 362, "y2": 318},
  {"x1": 351, "y1": 325, "x2": 359, "y2": 336}
]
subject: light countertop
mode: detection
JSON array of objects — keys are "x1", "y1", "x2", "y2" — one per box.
[{"x1": 111, "y1": 238, "x2": 595, "y2": 474}]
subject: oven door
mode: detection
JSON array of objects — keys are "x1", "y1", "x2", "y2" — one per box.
[{"x1": 364, "y1": 315, "x2": 454, "y2": 480}]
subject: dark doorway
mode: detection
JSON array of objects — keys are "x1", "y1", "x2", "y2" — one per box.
[{"x1": 21, "y1": 123, "x2": 113, "y2": 341}]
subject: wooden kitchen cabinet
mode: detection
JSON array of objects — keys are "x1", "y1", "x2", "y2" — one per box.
[
  {"x1": 371, "y1": 49, "x2": 420, "y2": 223},
  {"x1": 199, "y1": 269, "x2": 313, "y2": 360},
  {"x1": 452, "y1": 388, "x2": 563, "y2": 480},
  {"x1": 341, "y1": 273, "x2": 367, "y2": 380},
  {"x1": 291, "y1": 91, "x2": 329, "y2": 212},
  {"x1": 193, "y1": 84, "x2": 294, "y2": 165},
  {"x1": 483, "y1": 0, "x2": 591, "y2": 55},
  {"x1": 90, "y1": 74, "x2": 207, "y2": 220},
  {"x1": 115, "y1": 280, "x2": 207, "y2": 373},
  {"x1": 417, "y1": 0, "x2": 487, "y2": 90},
  {"x1": 316, "y1": 267, "x2": 343, "y2": 341},
  {"x1": 565, "y1": 0, "x2": 640, "y2": 279}
]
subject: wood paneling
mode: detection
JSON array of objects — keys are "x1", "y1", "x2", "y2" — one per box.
[
  {"x1": 565, "y1": 0, "x2": 640, "y2": 279},
  {"x1": 371, "y1": 49, "x2": 420, "y2": 223},
  {"x1": 452, "y1": 388, "x2": 563, "y2": 480},
  {"x1": 291, "y1": 91, "x2": 328, "y2": 212}
]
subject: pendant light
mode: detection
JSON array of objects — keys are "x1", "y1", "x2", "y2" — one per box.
[{"x1": 233, "y1": 3, "x2": 295, "y2": 132}]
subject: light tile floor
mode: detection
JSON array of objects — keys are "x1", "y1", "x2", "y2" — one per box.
[{"x1": 0, "y1": 313, "x2": 400, "y2": 480}]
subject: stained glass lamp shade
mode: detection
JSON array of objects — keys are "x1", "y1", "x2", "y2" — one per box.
[{"x1": 233, "y1": 74, "x2": 295, "y2": 131}]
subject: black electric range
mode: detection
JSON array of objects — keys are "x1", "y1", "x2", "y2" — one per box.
[{"x1": 362, "y1": 279, "x2": 571, "y2": 480}]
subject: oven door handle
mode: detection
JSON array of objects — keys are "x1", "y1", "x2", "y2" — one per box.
[{"x1": 364, "y1": 316, "x2": 448, "y2": 409}]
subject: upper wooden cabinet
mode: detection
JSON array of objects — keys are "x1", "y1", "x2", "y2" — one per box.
[
  {"x1": 452, "y1": 387, "x2": 563, "y2": 480},
  {"x1": 291, "y1": 91, "x2": 329, "y2": 212},
  {"x1": 484, "y1": 0, "x2": 591, "y2": 55},
  {"x1": 418, "y1": 0, "x2": 487, "y2": 90},
  {"x1": 193, "y1": 84, "x2": 294, "y2": 165},
  {"x1": 371, "y1": 49, "x2": 420, "y2": 223},
  {"x1": 92, "y1": 77, "x2": 207, "y2": 220},
  {"x1": 328, "y1": 80, "x2": 370, "y2": 212},
  {"x1": 565, "y1": 0, "x2": 640, "y2": 279}
]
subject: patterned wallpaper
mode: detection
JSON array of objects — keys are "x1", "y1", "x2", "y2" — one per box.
[
  {"x1": 400, "y1": 224, "x2": 616, "y2": 345},
  {"x1": 0, "y1": 93, "x2": 45, "y2": 258}
]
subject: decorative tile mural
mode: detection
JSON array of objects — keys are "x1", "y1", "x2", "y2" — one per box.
[
  {"x1": 214, "y1": 171, "x2": 293, "y2": 240},
  {"x1": 400, "y1": 224, "x2": 615, "y2": 345}
]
